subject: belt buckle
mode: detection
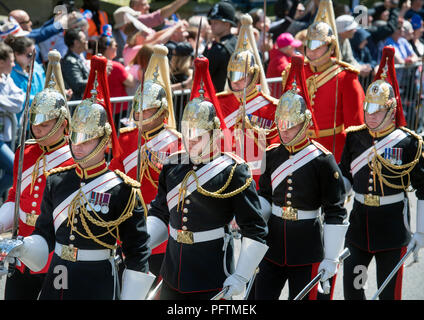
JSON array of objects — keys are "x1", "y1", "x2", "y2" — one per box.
[
  {"x1": 364, "y1": 194, "x2": 380, "y2": 207},
  {"x1": 26, "y1": 213, "x2": 38, "y2": 227},
  {"x1": 282, "y1": 207, "x2": 298, "y2": 221},
  {"x1": 176, "y1": 230, "x2": 194, "y2": 244},
  {"x1": 61, "y1": 245, "x2": 78, "y2": 262}
]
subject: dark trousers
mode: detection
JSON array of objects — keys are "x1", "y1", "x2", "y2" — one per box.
[
  {"x1": 159, "y1": 280, "x2": 221, "y2": 300},
  {"x1": 5, "y1": 267, "x2": 46, "y2": 300},
  {"x1": 254, "y1": 258, "x2": 321, "y2": 300},
  {"x1": 343, "y1": 244, "x2": 406, "y2": 300}
]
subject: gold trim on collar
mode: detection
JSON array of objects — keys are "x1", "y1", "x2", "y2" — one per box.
[
  {"x1": 75, "y1": 160, "x2": 108, "y2": 180},
  {"x1": 284, "y1": 137, "x2": 310, "y2": 154},
  {"x1": 368, "y1": 123, "x2": 395, "y2": 138},
  {"x1": 309, "y1": 59, "x2": 334, "y2": 73},
  {"x1": 41, "y1": 135, "x2": 66, "y2": 153},
  {"x1": 142, "y1": 122, "x2": 165, "y2": 140}
]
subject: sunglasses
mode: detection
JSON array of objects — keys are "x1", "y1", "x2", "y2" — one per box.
[{"x1": 26, "y1": 52, "x2": 33, "y2": 59}]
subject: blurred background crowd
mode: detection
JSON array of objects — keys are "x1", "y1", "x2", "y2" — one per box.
[{"x1": 1, "y1": 0, "x2": 424, "y2": 198}]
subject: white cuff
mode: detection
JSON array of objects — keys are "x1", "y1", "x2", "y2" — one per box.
[
  {"x1": 235, "y1": 237, "x2": 268, "y2": 281},
  {"x1": 258, "y1": 196, "x2": 271, "y2": 223},
  {"x1": 120, "y1": 269, "x2": 156, "y2": 300},
  {"x1": 0, "y1": 202, "x2": 15, "y2": 233},
  {"x1": 146, "y1": 216, "x2": 168, "y2": 250},
  {"x1": 19, "y1": 235, "x2": 49, "y2": 272},
  {"x1": 323, "y1": 223, "x2": 349, "y2": 261}
]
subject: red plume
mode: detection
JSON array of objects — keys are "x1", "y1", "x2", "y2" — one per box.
[
  {"x1": 374, "y1": 46, "x2": 406, "y2": 127},
  {"x1": 83, "y1": 55, "x2": 122, "y2": 158},
  {"x1": 190, "y1": 56, "x2": 232, "y2": 152},
  {"x1": 283, "y1": 54, "x2": 319, "y2": 137}
]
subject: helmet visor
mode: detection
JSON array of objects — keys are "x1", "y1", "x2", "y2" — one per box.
[
  {"x1": 364, "y1": 102, "x2": 386, "y2": 115},
  {"x1": 306, "y1": 39, "x2": 326, "y2": 51}
]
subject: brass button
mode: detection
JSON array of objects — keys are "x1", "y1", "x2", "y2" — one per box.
[
  {"x1": 31, "y1": 210, "x2": 36, "y2": 214},
  {"x1": 288, "y1": 186, "x2": 293, "y2": 191},
  {"x1": 34, "y1": 194, "x2": 39, "y2": 198},
  {"x1": 368, "y1": 186, "x2": 373, "y2": 192},
  {"x1": 37, "y1": 178, "x2": 42, "y2": 183},
  {"x1": 287, "y1": 193, "x2": 292, "y2": 198},
  {"x1": 182, "y1": 217, "x2": 188, "y2": 222},
  {"x1": 185, "y1": 199, "x2": 191, "y2": 205},
  {"x1": 286, "y1": 201, "x2": 292, "y2": 206},
  {"x1": 287, "y1": 179, "x2": 292, "y2": 184},
  {"x1": 69, "y1": 235, "x2": 75, "y2": 241},
  {"x1": 182, "y1": 226, "x2": 187, "y2": 231},
  {"x1": 369, "y1": 179, "x2": 373, "y2": 184},
  {"x1": 183, "y1": 208, "x2": 188, "y2": 213},
  {"x1": 32, "y1": 202, "x2": 37, "y2": 207},
  {"x1": 34, "y1": 186, "x2": 39, "y2": 191}
]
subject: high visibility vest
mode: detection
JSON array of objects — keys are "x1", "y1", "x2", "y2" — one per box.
[{"x1": 80, "y1": 9, "x2": 109, "y2": 38}]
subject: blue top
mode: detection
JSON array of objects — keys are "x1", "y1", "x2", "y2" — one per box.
[
  {"x1": 10, "y1": 61, "x2": 46, "y2": 123},
  {"x1": 384, "y1": 37, "x2": 414, "y2": 60}
]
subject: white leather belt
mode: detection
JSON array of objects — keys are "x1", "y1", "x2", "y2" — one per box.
[
  {"x1": 271, "y1": 204, "x2": 320, "y2": 221},
  {"x1": 169, "y1": 226, "x2": 225, "y2": 244},
  {"x1": 55, "y1": 242, "x2": 112, "y2": 262},
  {"x1": 354, "y1": 192, "x2": 404, "y2": 207}
]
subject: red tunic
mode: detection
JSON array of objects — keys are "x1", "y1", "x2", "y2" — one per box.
[
  {"x1": 109, "y1": 124, "x2": 182, "y2": 255},
  {"x1": 303, "y1": 59, "x2": 365, "y2": 162},
  {"x1": 217, "y1": 88, "x2": 279, "y2": 188},
  {"x1": 6, "y1": 138, "x2": 75, "y2": 274}
]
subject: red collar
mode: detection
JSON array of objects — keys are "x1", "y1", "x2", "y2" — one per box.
[
  {"x1": 284, "y1": 137, "x2": 310, "y2": 154},
  {"x1": 75, "y1": 160, "x2": 108, "y2": 180}
]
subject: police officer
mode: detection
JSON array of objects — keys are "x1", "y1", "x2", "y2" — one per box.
[
  {"x1": 255, "y1": 54, "x2": 348, "y2": 300},
  {"x1": 0, "y1": 50, "x2": 75, "y2": 300},
  {"x1": 109, "y1": 45, "x2": 182, "y2": 283},
  {"x1": 340, "y1": 46, "x2": 424, "y2": 300},
  {"x1": 203, "y1": 1, "x2": 238, "y2": 92},
  {"x1": 146, "y1": 56, "x2": 268, "y2": 300},
  {"x1": 4, "y1": 55, "x2": 154, "y2": 300}
]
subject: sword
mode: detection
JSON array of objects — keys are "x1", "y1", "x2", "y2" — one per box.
[
  {"x1": 194, "y1": 17, "x2": 203, "y2": 60},
  {"x1": 370, "y1": 244, "x2": 415, "y2": 300},
  {"x1": 147, "y1": 279, "x2": 163, "y2": 300},
  {"x1": 240, "y1": 58, "x2": 249, "y2": 159},
  {"x1": 332, "y1": 73, "x2": 339, "y2": 155},
  {"x1": 261, "y1": 0, "x2": 267, "y2": 54},
  {"x1": 211, "y1": 286, "x2": 229, "y2": 300},
  {"x1": 135, "y1": 72, "x2": 145, "y2": 184},
  {"x1": 243, "y1": 267, "x2": 259, "y2": 300},
  {"x1": 12, "y1": 49, "x2": 36, "y2": 239},
  {"x1": 293, "y1": 248, "x2": 350, "y2": 300}
]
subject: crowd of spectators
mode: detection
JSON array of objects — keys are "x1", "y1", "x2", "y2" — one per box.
[{"x1": 2, "y1": 0, "x2": 424, "y2": 199}]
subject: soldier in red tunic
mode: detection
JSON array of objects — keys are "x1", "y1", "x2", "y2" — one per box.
[
  {"x1": 0, "y1": 50, "x2": 75, "y2": 299},
  {"x1": 282, "y1": 0, "x2": 365, "y2": 163},
  {"x1": 109, "y1": 45, "x2": 182, "y2": 283},
  {"x1": 216, "y1": 14, "x2": 279, "y2": 189}
]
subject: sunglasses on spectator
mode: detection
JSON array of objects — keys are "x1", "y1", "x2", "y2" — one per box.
[{"x1": 26, "y1": 52, "x2": 33, "y2": 59}]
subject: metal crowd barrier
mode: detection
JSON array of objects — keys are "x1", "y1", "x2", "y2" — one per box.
[{"x1": 67, "y1": 66, "x2": 424, "y2": 138}]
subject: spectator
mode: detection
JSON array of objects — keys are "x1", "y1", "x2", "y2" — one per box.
[
  {"x1": 405, "y1": 0, "x2": 424, "y2": 20},
  {"x1": 121, "y1": 9, "x2": 185, "y2": 66},
  {"x1": 80, "y1": 0, "x2": 109, "y2": 39},
  {"x1": 98, "y1": 25, "x2": 136, "y2": 129},
  {"x1": 126, "y1": 44, "x2": 154, "y2": 96},
  {"x1": 61, "y1": 28, "x2": 89, "y2": 101},
  {"x1": 0, "y1": 42, "x2": 25, "y2": 199},
  {"x1": 130, "y1": 0, "x2": 189, "y2": 29},
  {"x1": 5, "y1": 35, "x2": 45, "y2": 123},
  {"x1": 385, "y1": 20, "x2": 419, "y2": 64},
  {"x1": 294, "y1": 28, "x2": 308, "y2": 55},
  {"x1": 203, "y1": 1, "x2": 238, "y2": 93},
  {"x1": 410, "y1": 13, "x2": 424, "y2": 56},
  {"x1": 350, "y1": 28, "x2": 377, "y2": 70},
  {"x1": 170, "y1": 42, "x2": 193, "y2": 88},
  {"x1": 266, "y1": 33, "x2": 301, "y2": 78},
  {"x1": 9, "y1": 9, "x2": 67, "y2": 44},
  {"x1": 163, "y1": 19, "x2": 189, "y2": 62},
  {"x1": 38, "y1": 11, "x2": 89, "y2": 64},
  {"x1": 188, "y1": 15, "x2": 212, "y2": 46}
]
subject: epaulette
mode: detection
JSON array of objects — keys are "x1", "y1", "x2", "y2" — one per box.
[
  {"x1": 46, "y1": 164, "x2": 77, "y2": 177},
  {"x1": 216, "y1": 91, "x2": 232, "y2": 97},
  {"x1": 400, "y1": 126, "x2": 423, "y2": 142},
  {"x1": 114, "y1": 169, "x2": 141, "y2": 188},
  {"x1": 336, "y1": 60, "x2": 360, "y2": 75},
  {"x1": 345, "y1": 124, "x2": 367, "y2": 133},
  {"x1": 224, "y1": 152, "x2": 245, "y2": 164},
  {"x1": 311, "y1": 140, "x2": 331, "y2": 155},
  {"x1": 266, "y1": 143, "x2": 280, "y2": 151},
  {"x1": 119, "y1": 125, "x2": 137, "y2": 134}
]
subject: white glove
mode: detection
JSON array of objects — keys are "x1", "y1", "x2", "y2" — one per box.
[
  {"x1": 318, "y1": 259, "x2": 338, "y2": 282},
  {"x1": 120, "y1": 269, "x2": 156, "y2": 300},
  {"x1": 146, "y1": 216, "x2": 168, "y2": 250},
  {"x1": 9, "y1": 235, "x2": 49, "y2": 272},
  {"x1": 222, "y1": 274, "x2": 247, "y2": 300},
  {"x1": 0, "y1": 202, "x2": 15, "y2": 234}
]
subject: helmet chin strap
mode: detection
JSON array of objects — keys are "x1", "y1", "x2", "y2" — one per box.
[
  {"x1": 306, "y1": 43, "x2": 335, "y2": 68},
  {"x1": 366, "y1": 108, "x2": 395, "y2": 133},
  {"x1": 71, "y1": 134, "x2": 110, "y2": 167},
  {"x1": 185, "y1": 131, "x2": 221, "y2": 164},
  {"x1": 279, "y1": 117, "x2": 311, "y2": 147},
  {"x1": 30, "y1": 113, "x2": 66, "y2": 144}
]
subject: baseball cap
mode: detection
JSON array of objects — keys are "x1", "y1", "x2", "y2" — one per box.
[
  {"x1": 277, "y1": 32, "x2": 302, "y2": 48},
  {"x1": 411, "y1": 14, "x2": 423, "y2": 31},
  {"x1": 335, "y1": 15, "x2": 358, "y2": 34},
  {"x1": 0, "y1": 17, "x2": 29, "y2": 40}
]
